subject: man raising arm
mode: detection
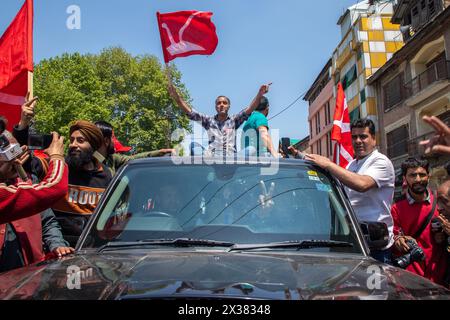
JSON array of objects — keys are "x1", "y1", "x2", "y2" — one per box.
[
  {"x1": 241, "y1": 96, "x2": 280, "y2": 158},
  {"x1": 167, "y1": 73, "x2": 271, "y2": 155}
]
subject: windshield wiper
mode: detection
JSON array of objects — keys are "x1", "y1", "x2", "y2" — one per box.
[
  {"x1": 97, "y1": 238, "x2": 235, "y2": 253},
  {"x1": 228, "y1": 240, "x2": 353, "y2": 252}
]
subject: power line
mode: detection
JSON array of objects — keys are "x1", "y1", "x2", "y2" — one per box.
[
  {"x1": 268, "y1": 3, "x2": 359, "y2": 126},
  {"x1": 185, "y1": 3, "x2": 395, "y2": 128},
  {"x1": 268, "y1": 90, "x2": 307, "y2": 121}
]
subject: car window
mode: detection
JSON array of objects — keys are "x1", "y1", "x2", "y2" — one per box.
[{"x1": 84, "y1": 164, "x2": 361, "y2": 253}]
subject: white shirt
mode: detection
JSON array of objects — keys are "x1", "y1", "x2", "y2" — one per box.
[{"x1": 345, "y1": 149, "x2": 395, "y2": 249}]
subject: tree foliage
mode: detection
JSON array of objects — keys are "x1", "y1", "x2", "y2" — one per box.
[{"x1": 34, "y1": 47, "x2": 191, "y2": 152}]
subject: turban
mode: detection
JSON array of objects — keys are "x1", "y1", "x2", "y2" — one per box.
[{"x1": 69, "y1": 120, "x2": 103, "y2": 151}]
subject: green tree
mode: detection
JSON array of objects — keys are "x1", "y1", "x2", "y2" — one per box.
[{"x1": 34, "y1": 47, "x2": 191, "y2": 152}]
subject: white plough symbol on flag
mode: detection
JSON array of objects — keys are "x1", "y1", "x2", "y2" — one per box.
[{"x1": 162, "y1": 12, "x2": 206, "y2": 55}]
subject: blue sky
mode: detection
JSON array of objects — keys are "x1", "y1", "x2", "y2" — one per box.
[{"x1": 1, "y1": 0, "x2": 358, "y2": 145}]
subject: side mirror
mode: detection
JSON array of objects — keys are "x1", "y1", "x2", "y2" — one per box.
[{"x1": 359, "y1": 221, "x2": 389, "y2": 250}]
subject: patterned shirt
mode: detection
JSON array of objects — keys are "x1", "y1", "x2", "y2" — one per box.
[{"x1": 186, "y1": 108, "x2": 250, "y2": 155}]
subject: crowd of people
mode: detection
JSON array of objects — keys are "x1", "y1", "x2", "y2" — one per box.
[
  {"x1": 0, "y1": 94, "x2": 174, "y2": 271},
  {"x1": 1, "y1": 76, "x2": 450, "y2": 290}
]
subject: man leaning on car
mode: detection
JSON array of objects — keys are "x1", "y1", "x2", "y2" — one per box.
[{"x1": 305, "y1": 118, "x2": 395, "y2": 264}]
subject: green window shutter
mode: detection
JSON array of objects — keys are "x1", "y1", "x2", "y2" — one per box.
[
  {"x1": 350, "y1": 107, "x2": 360, "y2": 123},
  {"x1": 342, "y1": 65, "x2": 357, "y2": 90},
  {"x1": 357, "y1": 48, "x2": 363, "y2": 60},
  {"x1": 360, "y1": 89, "x2": 366, "y2": 104}
]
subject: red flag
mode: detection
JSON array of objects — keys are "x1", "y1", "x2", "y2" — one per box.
[
  {"x1": 112, "y1": 131, "x2": 132, "y2": 153},
  {"x1": 0, "y1": 0, "x2": 33, "y2": 130},
  {"x1": 0, "y1": 0, "x2": 33, "y2": 131},
  {"x1": 332, "y1": 82, "x2": 354, "y2": 168},
  {"x1": 156, "y1": 11, "x2": 218, "y2": 63}
]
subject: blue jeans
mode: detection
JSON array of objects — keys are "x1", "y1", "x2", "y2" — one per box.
[{"x1": 370, "y1": 248, "x2": 393, "y2": 265}]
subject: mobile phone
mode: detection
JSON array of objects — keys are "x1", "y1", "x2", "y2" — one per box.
[
  {"x1": 281, "y1": 137, "x2": 291, "y2": 158},
  {"x1": 28, "y1": 134, "x2": 53, "y2": 150}
]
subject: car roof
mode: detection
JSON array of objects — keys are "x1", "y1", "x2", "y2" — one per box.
[{"x1": 126, "y1": 156, "x2": 316, "y2": 168}]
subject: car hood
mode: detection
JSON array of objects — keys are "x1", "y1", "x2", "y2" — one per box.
[{"x1": 0, "y1": 250, "x2": 449, "y2": 300}]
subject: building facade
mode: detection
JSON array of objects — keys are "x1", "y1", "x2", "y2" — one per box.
[
  {"x1": 304, "y1": 59, "x2": 335, "y2": 159},
  {"x1": 332, "y1": 0, "x2": 404, "y2": 136},
  {"x1": 305, "y1": 0, "x2": 404, "y2": 160},
  {"x1": 368, "y1": 0, "x2": 450, "y2": 189}
]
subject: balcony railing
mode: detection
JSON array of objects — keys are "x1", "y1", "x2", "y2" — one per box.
[
  {"x1": 399, "y1": 0, "x2": 445, "y2": 42},
  {"x1": 404, "y1": 60, "x2": 450, "y2": 99}
]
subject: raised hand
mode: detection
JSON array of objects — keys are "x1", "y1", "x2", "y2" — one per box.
[
  {"x1": 45, "y1": 132, "x2": 65, "y2": 159},
  {"x1": 246, "y1": 83, "x2": 273, "y2": 115},
  {"x1": 259, "y1": 83, "x2": 272, "y2": 96},
  {"x1": 421, "y1": 116, "x2": 450, "y2": 155},
  {"x1": 18, "y1": 92, "x2": 38, "y2": 130}
]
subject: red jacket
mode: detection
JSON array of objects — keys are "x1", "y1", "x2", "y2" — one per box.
[
  {"x1": 391, "y1": 191, "x2": 448, "y2": 286},
  {"x1": 0, "y1": 158, "x2": 68, "y2": 265}
]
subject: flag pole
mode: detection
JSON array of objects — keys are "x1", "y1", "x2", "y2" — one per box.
[
  {"x1": 27, "y1": 70, "x2": 37, "y2": 135},
  {"x1": 164, "y1": 62, "x2": 171, "y2": 80},
  {"x1": 28, "y1": 70, "x2": 33, "y2": 98},
  {"x1": 27, "y1": 0, "x2": 33, "y2": 98},
  {"x1": 164, "y1": 62, "x2": 174, "y2": 149},
  {"x1": 335, "y1": 142, "x2": 340, "y2": 167}
]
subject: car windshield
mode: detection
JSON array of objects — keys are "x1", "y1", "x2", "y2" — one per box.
[{"x1": 83, "y1": 162, "x2": 362, "y2": 254}]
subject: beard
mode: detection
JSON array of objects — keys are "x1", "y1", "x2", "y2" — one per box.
[
  {"x1": 409, "y1": 181, "x2": 428, "y2": 195},
  {"x1": 66, "y1": 148, "x2": 94, "y2": 169}
]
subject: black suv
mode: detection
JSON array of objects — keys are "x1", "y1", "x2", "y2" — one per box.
[{"x1": 0, "y1": 157, "x2": 449, "y2": 300}]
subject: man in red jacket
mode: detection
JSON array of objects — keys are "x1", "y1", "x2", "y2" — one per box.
[
  {"x1": 391, "y1": 157, "x2": 447, "y2": 286},
  {"x1": 0, "y1": 132, "x2": 68, "y2": 272}
]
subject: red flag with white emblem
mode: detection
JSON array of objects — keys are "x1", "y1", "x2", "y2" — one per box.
[
  {"x1": 332, "y1": 82, "x2": 354, "y2": 168},
  {"x1": 156, "y1": 11, "x2": 218, "y2": 63},
  {"x1": 0, "y1": 0, "x2": 33, "y2": 131}
]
